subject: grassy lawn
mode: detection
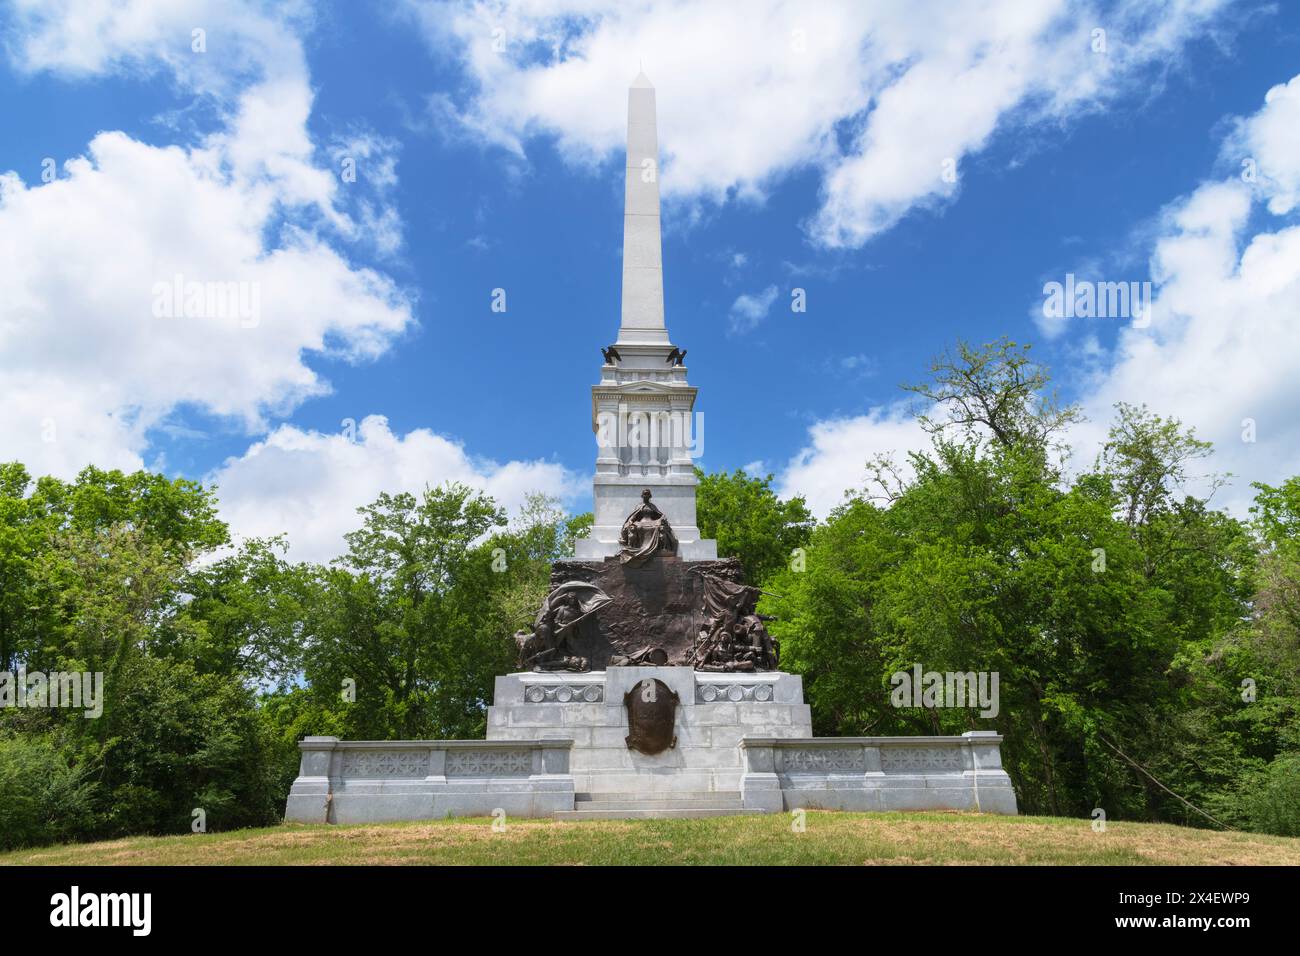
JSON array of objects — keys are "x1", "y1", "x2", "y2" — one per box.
[{"x1": 3, "y1": 811, "x2": 1298, "y2": 865}]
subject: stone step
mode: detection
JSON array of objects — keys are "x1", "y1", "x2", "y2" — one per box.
[
  {"x1": 576, "y1": 790, "x2": 740, "y2": 804},
  {"x1": 571, "y1": 798, "x2": 745, "y2": 811},
  {"x1": 555, "y1": 806, "x2": 760, "y2": 820},
  {"x1": 557, "y1": 791, "x2": 754, "y2": 819}
]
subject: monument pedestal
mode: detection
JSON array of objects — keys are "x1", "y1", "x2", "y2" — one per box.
[
  {"x1": 286, "y1": 667, "x2": 1018, "y2": 822},
  {"x1": 487, "y1": 667, "x2": 810, "y2": 795}
]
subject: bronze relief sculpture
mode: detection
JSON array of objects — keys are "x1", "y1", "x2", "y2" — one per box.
[
  {"x1": 623, "y1": 678, "x2": 679, "y2": 754},
  {"x1": 690, "y1": 568, "x2": 780, "y2": 672},
  {"x1": 514, "y1": 580, "x2": 612, "y2": 672},
  {"x1": 514, "y1": 491, "x2": 779, "y2": 678},
  {"x1": 617, "y1": 488, "x2": 677, "y2": 566}
]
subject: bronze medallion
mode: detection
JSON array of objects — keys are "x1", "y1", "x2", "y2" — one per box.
[{"x1": 623, "y1": 678, "x2": 679, "y2": 755}]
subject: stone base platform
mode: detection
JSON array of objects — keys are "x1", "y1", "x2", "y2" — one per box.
[
  {"x1": 557, "y1": 790, "x2": 755, "y2": 820},
  {"x1": 283, "y1": 739, "x2": 575, "y2": 824},
  {"x1": 739, "y1": 734, "x2": 1019, "y2": 815},
  {"x1": 284, "y1": 668, "x2": 1018, "y2": 822},
  {"x1": 487, "y1": 667, "x2": 810, "y2": 794}
]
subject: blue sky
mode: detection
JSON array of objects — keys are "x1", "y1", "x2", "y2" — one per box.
[{"x1": 3, "y1": 1, "x2": 1300, "y2": 561}]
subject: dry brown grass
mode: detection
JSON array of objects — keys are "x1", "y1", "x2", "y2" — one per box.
[{"x1": 4, "y1": 812, "x2": 1296, "y2": 866}]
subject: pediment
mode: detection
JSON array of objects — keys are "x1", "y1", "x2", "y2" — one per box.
[{"x1": 594, "y1": 380, "x2": 690, "y2": 396}]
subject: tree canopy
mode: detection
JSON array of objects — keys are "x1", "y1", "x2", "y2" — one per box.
[{"x1": 695, "y1": 467, "x2": 814, "y2": 586}]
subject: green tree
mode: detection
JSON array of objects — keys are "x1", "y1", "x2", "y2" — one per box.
[
  {"x1": 0, "y1": 462, "x2": 228, "y2": 673},
  {"x1": 0, "y1": 733, "x2": 99, "y2": 850},
  {"x1": 904, "y1": 336, "x2": 1081, "y2": 461},
  {"x1": 0, "y1": 463, "x2": 56, "y2": 672},
  {"x1": 770, "y1": 339, "x2": 1259, "y2": 823},
  {"x1": 34, "y1": 465, "x2": 227, "y2": 555},
  {"x1": 299, "y1": 483, "x2": 510, "y2": 739},
  {"x1": 695, "y1": 467, "x2": 814, "y2": 585},
  {"x1": 175, "y1": 536, "x2": 315, "y2": 684},
  {"x1": 31, "y1": 523, "x2": 193, "y2": 684},
  {"x1": 90, "y1": 655, "x2": 284, "y2": 835}
]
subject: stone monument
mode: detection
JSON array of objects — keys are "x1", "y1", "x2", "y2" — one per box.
[
  {"x1": 574, "y1": 70, "x2": 715, "y2": 562},
  {"x1": 285, "y1": 73, "x2": 1018, "y2": 824}
]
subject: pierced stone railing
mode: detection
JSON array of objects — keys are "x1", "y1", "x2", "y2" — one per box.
[
  {"x1": 739, "y1": 731, "x2": 1017, "y2": 814},
  {"x1": 285, "y1": 737, "x2": 575, "y2": 824}
]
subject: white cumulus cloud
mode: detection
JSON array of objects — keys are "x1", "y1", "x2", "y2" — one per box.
[
  {"x1": 780, "y1": 71, "x2": 1300, "y2": 518},
  {"x1": 777, "y1": 406, "x2": 929, "y2": 517},
  {"x1": 406, "y1": 0, "x2": 1237, "y2": 248},
  {"x1": 728, "y1": 285, "x2": 779, "y2": 334},
  {"x1": 0, "y1": 0, "x2": 580, "y2": 571},
  {"x1": 209, "y1": 416, "x2": 584, "y2": 563},
  {"x1": 0, "y1": 1, "x2": 414, "y2": 481},
  {"x1": 1071, "y1": 73, "x2": 1300, "y2": 513}
]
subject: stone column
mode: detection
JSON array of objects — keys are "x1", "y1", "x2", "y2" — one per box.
[
  {"x1": 284, "y1": 736, "x2": 339, "y2": 823},
  {"x1": 738, "y1": 740, "x2": 784, "y2": 812}
]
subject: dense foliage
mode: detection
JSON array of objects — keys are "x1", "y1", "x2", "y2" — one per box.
[
  {"x1": 0, "y1": 471, "x2": 582, "y2": 849},
  {"x1": 1, "y1": 339, "x2": 1296, "y2": 848},
  {"x1": 764, "y1": 341, "x2": 1297, "y2": 832},
  {"x1": 695, "y1": 467, "x2": 815, "y2": 586}
]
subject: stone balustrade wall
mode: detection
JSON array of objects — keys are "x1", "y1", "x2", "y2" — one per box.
[
  {"x1": 738, "y1": 731, "x2": 1018, "y2": 814},
  {"x1": 284, "y1": 737, "x2": 575, "y2": 824}
]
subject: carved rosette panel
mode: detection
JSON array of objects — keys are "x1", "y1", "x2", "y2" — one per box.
[
  {"x1": 523, "y1": 683, "x2": 604, "y2": 704},
  {"x1": 880, "y1": 747, "x2": 963, "y2": 773},
  {"x1": 696, "y1": 682, "x2": 775, "y2": 703},
  {"x1": 781, "y1": 748, "x2": 867, "y2": 773},
  {"x1": 340, "y1": 749, "x2": 428, "y2": 778},
  {"x1": 445, "y1": 749, "x2": 534, "y2": 777}
]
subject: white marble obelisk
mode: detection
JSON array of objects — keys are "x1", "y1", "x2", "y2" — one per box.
[
  {"x1": 575, "y1": 73, "x2": 717, "y2": 561},
  {"x1": 617, "y1": 71, "x2": 669, "y2": 346}
]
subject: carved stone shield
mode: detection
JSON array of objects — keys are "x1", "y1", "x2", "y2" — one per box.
[{"x1": 623, "y1": 678, "x2": 679, "y2": 755}]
